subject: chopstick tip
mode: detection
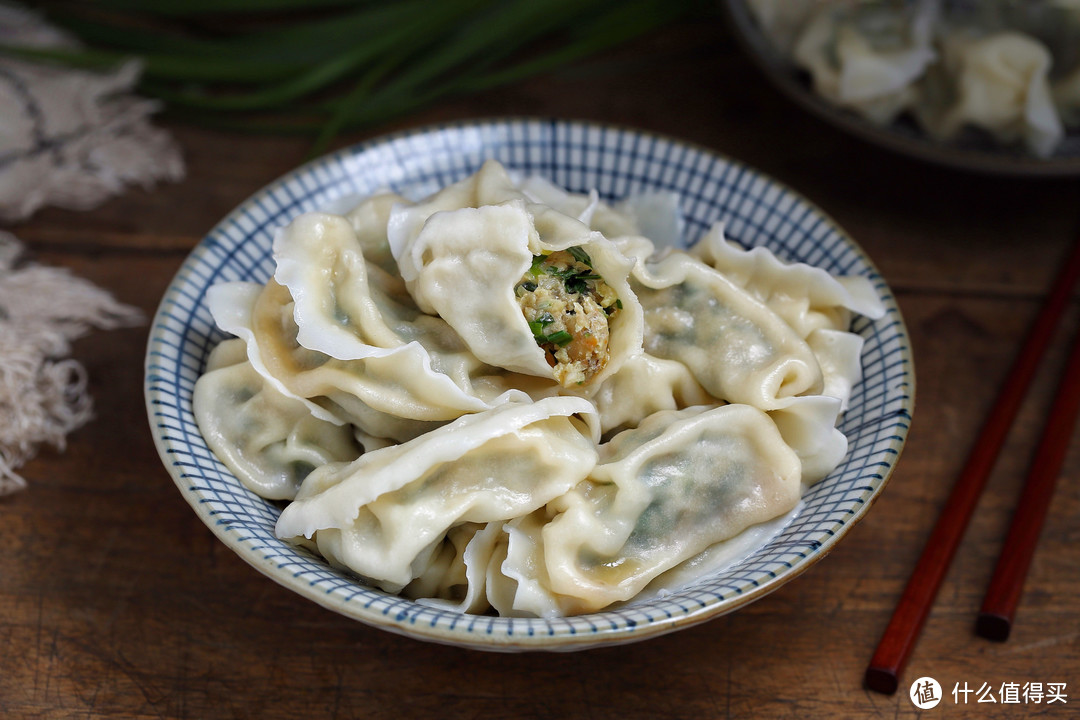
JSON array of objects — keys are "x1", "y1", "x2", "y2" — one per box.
[
  {"x1": 864, "y1": 666, "x2": 899, "y2": 695},
  {"x1": 975, "y1": 612, "x2": 1012, "y2": 642}
]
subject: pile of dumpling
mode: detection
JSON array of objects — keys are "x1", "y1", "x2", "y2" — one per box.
[
  {"x1": 193, "y1": 160, "x2": 885, "y2": 617},
  {"x1": 746, "y1": 0, "x2": 1080, "y2": 157}
]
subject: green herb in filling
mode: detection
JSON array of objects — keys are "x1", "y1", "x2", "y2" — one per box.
[
  {"x1": 567, "y1": 246, "x2": 593, "y2": 266},
  {"x1": 546, "y1": 330, "x2": 573, "y2": 346},
  {"x1": 515, "y1": 247, "x2": 621, "y2": 386},
  {"x1": 529, "y1": 255, "x2": 547, "y2": 276}
]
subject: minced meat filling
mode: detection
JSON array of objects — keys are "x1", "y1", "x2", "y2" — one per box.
[{"x1": 515, "y1": 248, "x2": 620, "y2": 386}]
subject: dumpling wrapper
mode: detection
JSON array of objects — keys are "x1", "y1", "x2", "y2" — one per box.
[
  {"x1": 690, "y1": 223, "x2": 883, "y2": 410},
  {"x1": 500, "y1": 404, "x2": 803, "y2": 616},
  {"x1": 793, "y1": 1, "x2": 938, "y2": 125},
  {"x1": 591, "y1": 352, "x2": 714, "y2": 434},
  {"x1": 920, "y1": 31, "x2": 1064, "y2": 158},
  {"x1": 388, "y1": 178, "x2": 643, "y2": 387},
  {"x1": 192, "y1": 339, "x2": 361, "y2": 500},
  {"x1": 275, "y1": 396, "x2": 600, "y2": 592},
  {"x1": 631, "y1": 250, "x2": 824, "y2": 409},
  {"x1": 207, "y1": 279, "x2": 530, "y2": 441}
]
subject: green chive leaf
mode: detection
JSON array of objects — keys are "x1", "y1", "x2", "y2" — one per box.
[
  {"x1": 567, "y1": 246, "x2": 593, "y2": 266},
  {"x1": 547, "y1": 331, "x2": 573, "y2": 346}
]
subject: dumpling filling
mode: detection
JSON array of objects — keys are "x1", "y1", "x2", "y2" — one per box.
[{"x1": 515, "y1": 248, "x2": 621, "y2": 386}]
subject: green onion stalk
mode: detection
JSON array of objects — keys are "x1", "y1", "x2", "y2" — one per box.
[{"x1": 3, "y1": 0, "x2": 707, "y2": 152}]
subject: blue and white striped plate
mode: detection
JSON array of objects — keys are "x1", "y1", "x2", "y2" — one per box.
[{"x1": 145, "y1": 119, "x2": 914, "y2": 651}]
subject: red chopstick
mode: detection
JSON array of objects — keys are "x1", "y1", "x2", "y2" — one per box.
[
  {"x1": 976, "y1": 325, "x2": 1080, "y2": 641},
  {"x1": 864, "y1": 235, "x2": 1080, "y2": 695}
]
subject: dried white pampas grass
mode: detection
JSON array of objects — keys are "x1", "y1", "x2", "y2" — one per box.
[{"x1": 0, "y1": 232, "x2": 142, "y2": 495}]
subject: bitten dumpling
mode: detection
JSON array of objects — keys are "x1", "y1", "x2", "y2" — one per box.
[{"x1": 389, "y1": 198, "x2": 643, "y2": 388}]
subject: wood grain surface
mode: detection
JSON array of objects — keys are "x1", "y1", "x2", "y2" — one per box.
[{"x1": 2, "y1": 18, "x2": 1078, "y2": 720}]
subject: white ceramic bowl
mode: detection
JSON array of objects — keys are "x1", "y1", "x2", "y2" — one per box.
[{"x1": 145, "y1": 119, "x2": 914, "y2": 650}]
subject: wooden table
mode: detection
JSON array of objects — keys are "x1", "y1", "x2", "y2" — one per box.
[{"x1": 3, "y1": 17, "x2": 1078, "y2": 720}]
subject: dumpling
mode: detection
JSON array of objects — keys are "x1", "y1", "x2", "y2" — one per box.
[
  {"x1": 495, "y1": 510, "x2": 561, "y2": 617},
  {"x1": 500, "y1": 404, "x2": 803, "y2": 616},
  {"x1": 516, "y1": 175, "x2": 632, "y2": 236},
  {"x1": 804, "y1": 327, "x2": 867, "y2": 412},
  {"x1": 793, "y1": 1, "x2": 939, "y2": 125},
  {"x1": 203, "y1": 334, "x2": 248, "y2": 371},
  {"x1": 389, "y1": 196, "x2": 644, "y2": 388},
  {"x1": 273, "y1": 209, "x2": 554, "y2": 409},
  {"x1": 405, "y1": 522, "x2": 506, "y2": 614},
  {"x1": 384, "y1": 159, "x2": 646, "y2": 388},
  {"x1": 206, "y1": 279, "x2": 517, "y2": 442},
  {"x1": 517, "y1": 174, "x2": 684, "y2": 247},
  {"x1": 192, "y1": 339, "x2": 361, "y2": 500},
  {"x1": 919, "y1": 31, "x2": 1064, "y2": 157},
  {"x1": 275, "y1": 397, "x2": 599, "y2": 593},
  {"x1": 768, "y1": 394, "x2": 847, "y2": 483},
  {"x1": 591, "y1": 352, "x2": 714, "y2": 434},
  {"x1": 689, "y1": 223, "x2": 885, "y2": 336},
  {"x1": 343, "y1": 190, "x2": 409, "y2": 274},
  {"x1": 631, "y1": 250, "x2": 824, "y2": 409},
  {"x1": 384, "y1": 159, "x2": 523, "y2": 248},
  {"x1": 273, "y1": 211, "x2": 420, "y2": 361},
  {"x1": 689, "y1": 223, "x2": 883, "y2": 410}
]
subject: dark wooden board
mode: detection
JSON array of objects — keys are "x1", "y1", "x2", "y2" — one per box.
[{"x1": 2, "y1": 18, "x2": 1077, "y2": 720}]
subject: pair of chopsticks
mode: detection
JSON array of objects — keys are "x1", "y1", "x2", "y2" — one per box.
[{"x1": 865, "y1": 235, "x2": 1080, "y2": 696}]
